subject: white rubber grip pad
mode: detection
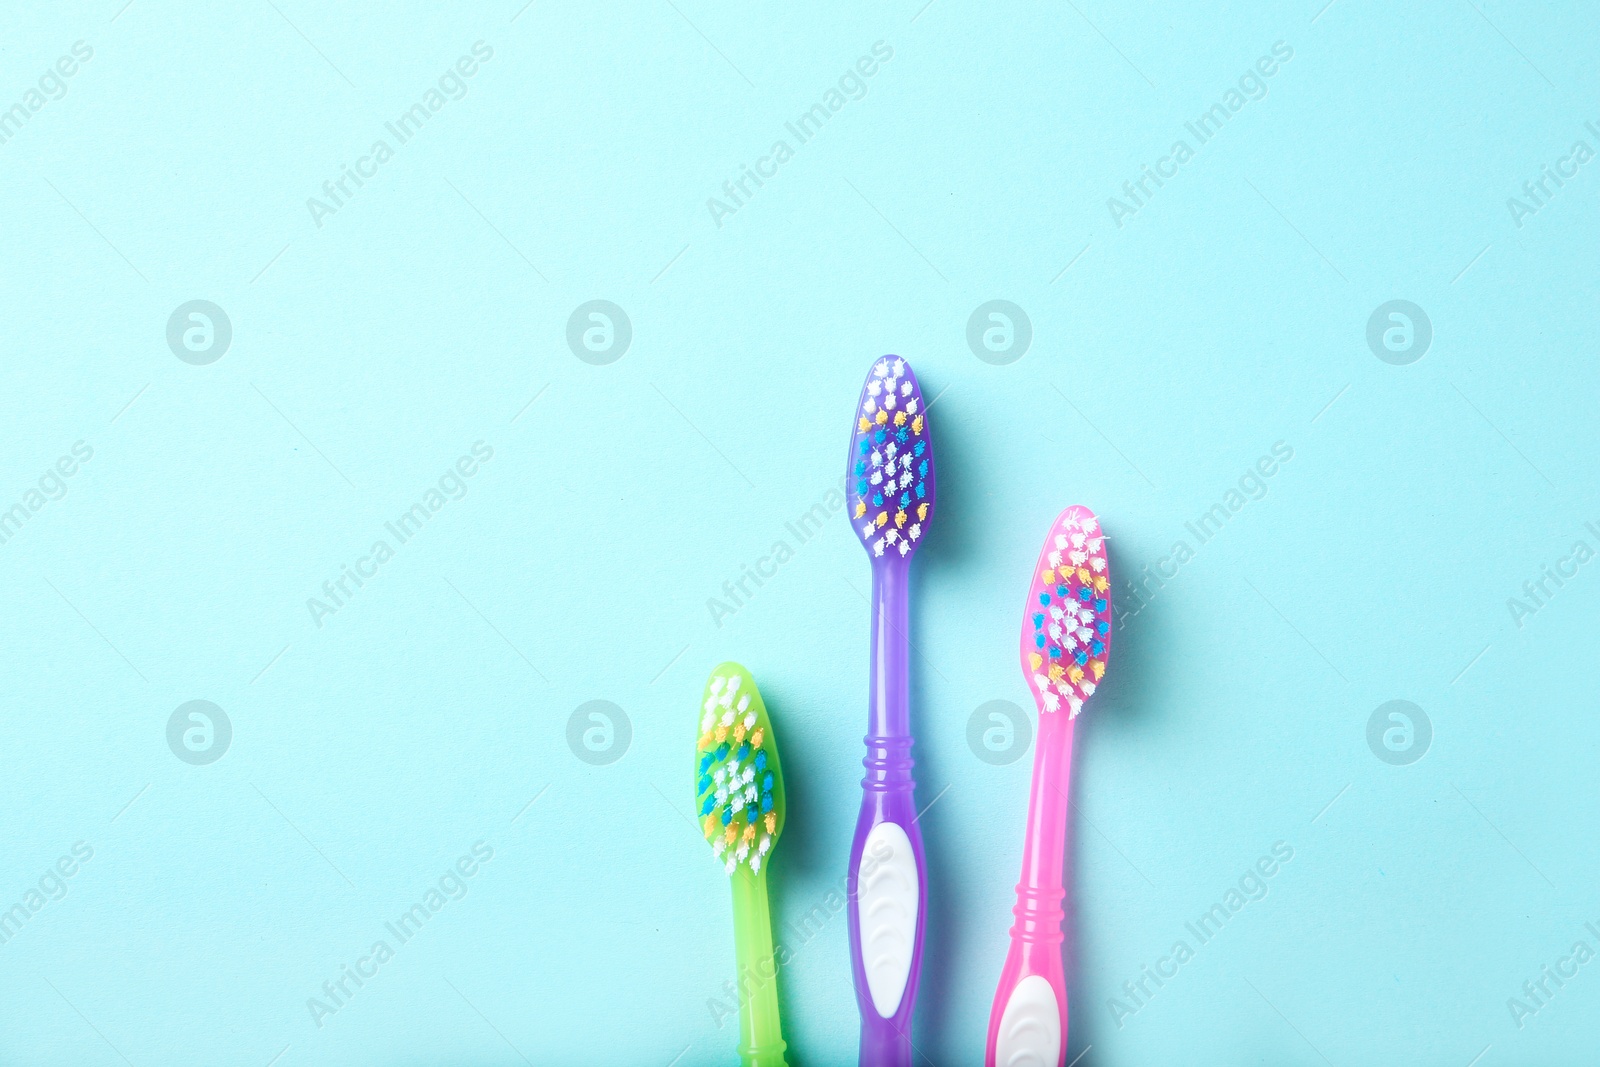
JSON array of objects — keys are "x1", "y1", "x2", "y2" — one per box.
[
  {"x1": 856, "y1": 822, "x2": 918, "y2": 1018},
  {"x1": 995, "y1": 974, "x2": 1061, "y2": 1067}
]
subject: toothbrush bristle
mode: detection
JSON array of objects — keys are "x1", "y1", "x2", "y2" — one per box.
[
  {"x1": 1020, "y1": 506, "x2": 1111, "y2": 718},
  {"x1": 695, "y1": 663, "x2": 783, "y2": 874},
  {"x1": 846, "y1": 357, "x2": 935, "y2": 558}
]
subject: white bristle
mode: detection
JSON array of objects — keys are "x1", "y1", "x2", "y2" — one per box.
[
  {"x1": 1083, "y1": 516, "x2": 1098, "y2": 532},
  {"x1": 874, "y1": 361, "x2": 888, "y2": 377},
  {"x1": 1033, "y1": 673, "x2": 1051, "y2": 690},
  {"x1": 873, "y1": 539, "x2": 885, "y2": 556},
  {"x1": 870, "y1": 449, "x2": 882, "y2": 467},
  {"x1": 709, "y1": 676, "x2": 725, "y2": 695},
  {"x1": 1071, "y1": 533, "x2": 1086, "y2": 548},
  {"x1": 883, "y1": 392, "x2": 896, "y2": 410},
  {"x1": 868, "y1": 381, "x2": 882, "y2": 396},
  {"x1": 906, "y1": 397, "x2": 918, "y2": 413},
  {"x1": 1048, "y1": 551, "x2": 1063, "y2": 567},
  {"x1": 742, "y1": 711, "x2": 756, "y2": 728},
  {"x1": 737, "y1": 695, "x2": 750, "y2": 713},
  {"x1": 735, "y1": 842, "x2": 749, "y2": 861},
  {"x1": 726, "y1": 676, "x2": 741, "y2": 693},
  {"x1": 1069, "y1": 551, "x2": 1087, "y2": 566},
  {"x1": 1080, "y1": 682, "x2": 1096, "y2": 696},
  {"x1": 893, "y1": 358, "x2": 904, "y2": 374},
  {"x1": 712, "y1": 767, "x2": 725, "y2": 784},
  {"x1": 712, "y1": 837, "x2": 726, "y2": 856},
  {"x1": 701, "y1": 711, "x2": 715, "y2": 732},
  {"x1": 759, "y1": 834, "x2": 772, "y2": 854},
  {"x1": 1077, "y1": 627, "x2": 1092, "y2": 641},
  {"x1": 901, "y1": 381, "x2": 912, "y2": 396},
  {"x1": 898, "y1": 541, "x2": 910, "y2": 555},
  {"x1": 886, "y1": 441, "x2": 898, "y2": 459},
  {"x1": 1068, "y1": 695, "x2": 1084, "y2": 716},
  {"x1": 1090, "y1": 558, "x2": 1106, "y2": 572},
  {"x1": 861, "y1": 522, "x2": 875, "y2": 537},
  {"x1": 870, "y1": 471, "x2": 882, "y2": 486},
  {"x1": 720, "y1": 708, "x2": 735, "y2": 725},
  {"x1": 909, "y1": 523, "x2": 921, "y2": 541},
  {"x1": 749, "y1": 855, "x2": 761, "y2": 874},
  {"x1": 1042, "y1": 691, "x2": 1060, "y2": 713},
  {"x1": 899, "y1": 472, "x2": 912, "y2": 489},
  {"x1": 885, "y1": 530, "x2": 899, "y2": 544},
  {"x1": 714, "y1": 786, "x2": 727, "y2": 803},
  {"x1": 725, "y1": 856, "x2": 737, "y2": 874}
]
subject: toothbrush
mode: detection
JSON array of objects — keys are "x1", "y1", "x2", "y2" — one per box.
[
  {"x1": 695, "y1": 662, "x2": 790, "y2": 1067},
  {"x1": 986, "y1": 506, "x2": 1111, "y2": 1067},
  {"x1": 844, "y1": 356, "x2": 934, "y2": 1067}
]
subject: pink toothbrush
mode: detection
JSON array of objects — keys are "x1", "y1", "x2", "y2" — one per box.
[{"x1": 986, "y1": 506, "x2": 1111, "y2": 1067}]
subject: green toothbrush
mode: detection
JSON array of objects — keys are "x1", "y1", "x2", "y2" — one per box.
[{"x1": 695, "y1": 662, "x2": 789, "y2": 1067}]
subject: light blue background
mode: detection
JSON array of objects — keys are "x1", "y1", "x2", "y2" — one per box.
[{"x1": 2, "y1": 1, "x2": 1597, "y2": 1064}]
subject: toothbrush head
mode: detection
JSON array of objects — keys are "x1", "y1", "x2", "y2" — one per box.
[
  {"x1": 846, "y1": 356, "x2": 935, "y2": 561},
  {"x1": 1020, "y1": 506, "x2": 1111, "y2": 717},
  {"x1": 694, "y1": 663, "x2": 785, "y2": 876}
]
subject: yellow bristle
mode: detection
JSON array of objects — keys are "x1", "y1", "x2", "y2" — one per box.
[
  {"x1": 875, "y1": 411, "x2": 888, "y2": 425},
  {"x1": 894, "y1": 411, "x2": 907, "y2": 426},
  {"x1": 703, "y1": 815, "x2": 716, "y2": 837},
  {"x1": 912, "y1": 415, "x2": 923, "y2": 433},
  {"x1": 743, "y1": 824, "x2": 756, "y2": 843},
  {"x1": 854, "y1": 501, "x2": 866, "y2": 518},
  {"x1": 1091, "y1": 661, "x2": 1105, "y2": 680},
  {"x1": 1078, "y1": 567, "x2": 1090, "y2": 583},
  {"x1": 1029, "y1": 653, "x2": 1043, "y2": 671},
  {"x1": 917, "y1": 503, "x2": 928, "y2": 520},
  {"x1": 1094, "y1": 576, "x2": 1109, "y2": 593},
  {"x1": 725, "y1": 824, "x2": 738, "y2": 845},
  {"x1": 764, "y1": 813, "x2": 776, "y2": 833},
  {"x1": 751, "y1": 728, "x2": 763, "y2": 747},
  {"x1": 733, "y1": 723, "x2": 746, "y2": 742},
  {"x1": 698, "y1": 732, "x2": 713, "y2": 749},
  {"x1": 876, "y1": 512, "x2": 888, "y2": 527},
  {"x1": 858, "y1": 417, "x2": 870, "y2": 432},
  {"x1": 1042, "y1": 568, "x2": 1055, "y2": 583},
  {"x1": 1069, "y1": 665, "x2": 1084, "y2": 683},
  {"x1": 895, "y1": 510, "x2": 906, "y2": 528},
  {"x1": 715, "y1": 726, "x2": 727, "y2": 742},
  {"x1": 1048, "y1": 664, "x2": 1065, "y2": 683}
]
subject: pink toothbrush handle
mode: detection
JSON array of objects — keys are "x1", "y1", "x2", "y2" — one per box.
[{"x1": 986, "y1": 709, "x2": 1073, "y2": 1067}]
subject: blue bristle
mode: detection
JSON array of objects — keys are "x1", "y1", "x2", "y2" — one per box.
[
  {"x1": 914, "y1": 482, "x2": 925, "y2": 499},
  {"x1": 761, "y1": 793, "x2": 773, "y2": 813},
  {"x1": 857, "y1": 479, "x2": 868, "y2": 494},
  {"x1": 1050, "y1": 646, "x2": 1061, "y2": 658},
  {"x1": 721, "y1": 806, "x2": 733, "y2": 826},
  {"x1": 754, "y1": 750, "x2": 767, "y2": 771},
  {"x1": 1075, "y1": 650, "x2": 1088, "y2": 665},
  {"x1": 1091, "y1": 639, "x2": 1105, "y2": 655},
  {"x1": 1058, "y1": 585, "x2": 1069, "y2": 597},
  {"x1": 1078, "y1": 587, "x2": 1093, "y2": 602},
  {"x1": 1035, "y1": 634, "x2": 1046, "y2": 649},
  {"x1": 762, "y1": 773, "x2": 773, "y2": 791},
  {"x1": 914, "y1": 441, "x2": 925, "y2": 456},
  {"x1": 898, "y1": 492, "x2": 910, "y2": 507},
  {"x1": 872, "y1": 492, "x2": 884, "y2": 506},
  {"x1": 746, "y1": 804, "x2": 759, "y2": 823},
  {"x1": 859, "y1": 439, "x2": 870, "y2": 454},
  {"x1": 699, "y1": 753, "x2": 713, "y2": 773},
  {"x1": 1039, "y1": 593, "x2": 1050, "y2": 605},
  {"x1": 895, "y1": 428, "x2": 908, "y2": 443},
  {"x1": 1033, "y1": 613, "x2": 1044, "y2": 628},
  {"x1": 736, "y1": 743, "x2": 749, "y2": 760},
  {"x1": 701, "y1": 795, "x2": 715, "y2": 816},
  {"x1": 1097, "y1": 620, "x2": 1109, "y2": 635},
  {"x1": 1094, "y1": 598, "x2": 1107, "y2": 612},
  {"x1": 918, "y1": 460, "x2": 928, "y2": 476},
  {"x1": 697, "y1": 774, "x2": 711, "y2": 795},
  {"x1": 874, "y1": 429, "x2": 886, "y2": 443},
  {"x1": 855, "y1": 461, "x2": 867, "y2": 475},
  {"x1": 715, "y1": 743, "x2": 729, "y2": 760}
]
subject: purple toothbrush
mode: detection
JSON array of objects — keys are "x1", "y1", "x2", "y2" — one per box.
[{"x1": 844, "y1": 356, "x2": 934, "y2": 1067}]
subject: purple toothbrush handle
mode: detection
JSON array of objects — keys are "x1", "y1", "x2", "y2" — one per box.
[{"x1": 847, "y1": 560, "x2": 926, "y2": 1067}]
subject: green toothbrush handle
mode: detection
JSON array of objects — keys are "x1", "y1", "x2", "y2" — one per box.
[{"x1": 731, "y1": 868, "x2": 789, "y2": 1067}]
